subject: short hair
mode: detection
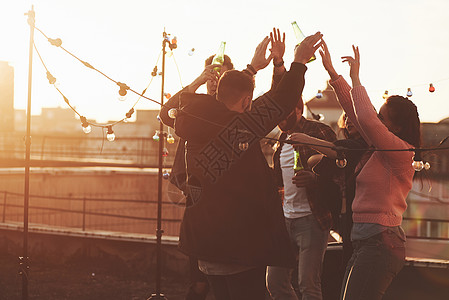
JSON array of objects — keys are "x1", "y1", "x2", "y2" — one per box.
[
  {"x1": 205, "y1": 54, "x2": 234, "y2": 70},
  {"x1": 216, "y1": 70, "x2": 254, "y2": 105},
  {"x1": 385, "y1": 95, "x2": 421, "y2": 148}
]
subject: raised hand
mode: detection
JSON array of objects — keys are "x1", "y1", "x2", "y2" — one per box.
[
  {"x1": 293, "y1": 32, "x2": 323, "y2": 65},
  {"x1": 250, "y1": 36, "x2": 273, "y2": 72},
  {"x1": 319, "y1": 40, "x2": 339, "y2": 80},
  {"x1": 341, "y1": 45, "x2": 361, "y2": 87},
  {"x1": 270, "y1": 28, "x2": 285, "y2": 65},
  {"x1": 187, "y1": 63, "x2": 221, "y2": 93}
]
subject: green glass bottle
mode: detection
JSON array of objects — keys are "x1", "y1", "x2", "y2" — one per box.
[
  {"x1": 293, "y1": 149, "x2": 304, "y2": 173},
  {"x1": 212, "y1": 41, "x2": 226, "y2": 73},
  {"x1": 291, "y1": 21, "x2": 316, "y2": 63}
]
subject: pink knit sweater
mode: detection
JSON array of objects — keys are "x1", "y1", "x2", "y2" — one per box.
[{"x1": 330, "y1": 76, "x2": 414, "y2": 226}]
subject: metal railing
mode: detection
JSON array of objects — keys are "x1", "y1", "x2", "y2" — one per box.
[{"x1": 0, "y1": 191, "x2": 184, "y2": 236}]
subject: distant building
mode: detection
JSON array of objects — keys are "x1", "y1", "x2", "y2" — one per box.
[{"x1": 0, "y1": 61, "x2": 14, "y2": 132}]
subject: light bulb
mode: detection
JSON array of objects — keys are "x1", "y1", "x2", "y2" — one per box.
[
  {"x1": 239, "y1": 142, "x2": 249, "y2": 151},
  {"x1": 118, "y1": 95, "x2": 127, "y2": 101},
  {"x1": 407, "y1": 88, "x2": 413, "y2": 97},
  {"x1": 80, "y1": 116, "x2": 91, "y2": 134},
  {"x1": 167, "y1": 50, "x2": 173, "y2": 57},
  {"x1": 168, "y1": 108, "x2": 178, "y2": 119},
  {"x1": 318, "y1": 114, "x2": 325, "y2": 121},
  {"x1": 167, "y1": 134, "x2": 175, "y2": 144},
  {"x1": 429, "y1": 83, "x2": 435, "y2": 93},
  {"x1": 412, "y1": 160, "x2": 424, "y2": 171},
  {"x1": 382, "y1": 90, "x2": 389, "y2": 100},
  {"x1": 336, "y1": 158, "x2": 347, "y2": 168},
  {"x1": 424, "y1": 162, "x2": 431, "y2": 170},
  {"x1": 163, "y1": 171, "x2": 170, "y2": 180},
  {"x1": 164, "y1": 92, "x2": 172, "y2": 99},
  {"x1": 82, "y1": 125, "x2": 92, "y2": 134},
  {"x1": 316, "y1": 90, "x2": 323, "y2": 99},
  {"x1": 188, "y1": 48, "x2": 195, "y2": 56},
  {"x1": 153, "y1": 131, "x2": 160, "y2": 141},
  {"x1": 106, "y1": 126, "x2": 115, "y2": 141},
  {"x1": 162, "y1": 147, "x2": 169, "y2": 157}
]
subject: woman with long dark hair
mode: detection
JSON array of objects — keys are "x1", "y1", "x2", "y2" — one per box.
[{"x1": 295, "y1": 41, "x2": 421, "y2": 300}]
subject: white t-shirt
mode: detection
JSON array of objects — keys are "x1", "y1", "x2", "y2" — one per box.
[{"x1": 280, "y1": 143, "x2": 312, "y2": 218}]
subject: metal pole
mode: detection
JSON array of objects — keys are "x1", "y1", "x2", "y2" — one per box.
[
  {"x1": 2, "y1": 192, "x2": 7, "y2": 223},
  {"x1": 148, "y1": 30, "x2": 167, "y2": 300},
  {"x1": 21, "y1": 5, "x2": 35, "y2": 300}
]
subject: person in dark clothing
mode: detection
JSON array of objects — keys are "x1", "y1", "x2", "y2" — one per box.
[
  {"x1": 161, "y1": 31, "x2": 324, "y2": 299},
  {"x1": 161, "y1": 28, "x2": 286, "y2": 300}
]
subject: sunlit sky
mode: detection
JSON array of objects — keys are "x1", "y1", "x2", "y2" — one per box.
[{"x1": 2, "y1": 0, "x2": 449, "y2": 124}]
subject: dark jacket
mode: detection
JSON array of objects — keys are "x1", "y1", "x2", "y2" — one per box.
[{"x1": 172, "y1": 63, "x2": 307, "y2": 268}]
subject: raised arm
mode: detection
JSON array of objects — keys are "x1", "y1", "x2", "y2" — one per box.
[
  {"x1": 159, "y1": 63, "x2": 220, "y2": 128},
  {"x1": 341, "y1": 46, "x2": 410, "y2": 153},
  {"x1": 242, "y1": 32, "x2": 323, "y2": 137},
  {"x1": 290, "y1": 132, "x2": 337, "y2": 158},
  {"x1": 320, "y1": 41, "x2": 371, "y2": 145}
]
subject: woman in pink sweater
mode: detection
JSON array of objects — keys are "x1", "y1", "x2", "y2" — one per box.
[{"x1": 307, "y1": 42, "x2": 420, "y2": 300}]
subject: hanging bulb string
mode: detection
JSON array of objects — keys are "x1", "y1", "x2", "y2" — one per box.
[
  {"x1": 33, "y1": 42, "x2": 129, "y2": 127},
  {"x1": 34, "y1": 25, "x2": 163, "y2": 107},
  {"x1": 33, "y1": 39, "x2": 165, "y2": 128},
  {"x1": 171, "y1": 52, "x2": 185, "y2": 89},
  {"x1": 30, "y1": 23, "x2": 449, "y2": 155},
  {"x1": 366, "y1": 76, "x2": 449, "y2": 98}
]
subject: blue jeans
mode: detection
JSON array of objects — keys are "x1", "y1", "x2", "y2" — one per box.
[
  {"x1": 267, "y1": 215, "x2": 329, "y2": 300},
  {"x1": 340, "y1": 230, "x2": 405, "y2": 300}
]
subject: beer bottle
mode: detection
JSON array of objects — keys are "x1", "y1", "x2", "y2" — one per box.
[
  {"x1": 291, "y1": 21, "x2": 316, "y2": 63},
  {"x1": 293, "y1": 149, "x2": 304, "y2": 173},
  {"x1": 212, "y1": 41, "x2": 226, "y2": 73}
]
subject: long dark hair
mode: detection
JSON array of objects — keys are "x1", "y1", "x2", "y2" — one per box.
[{"x1": 385, "y1": 95, "x2": 421, "y2": 148}]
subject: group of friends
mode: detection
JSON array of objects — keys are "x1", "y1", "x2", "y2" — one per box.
[{"x1": 159, "y1": 28, "x2": 421, "y2": 300}]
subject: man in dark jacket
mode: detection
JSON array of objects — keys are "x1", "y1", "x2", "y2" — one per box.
[
  {"x1": 161, "y1": 29, "x2": 287, "y2": 300},
  {"x1": 162, "y1": 32, "x2": 323, "y2": 298}
]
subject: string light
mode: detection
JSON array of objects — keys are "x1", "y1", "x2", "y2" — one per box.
[
  {"x1": 316, "y1": 90, "x2": 323, "y2": 99},
  {"x1": 167, "y1": 134, "x2": 175, "y2": 144},
  {"x1": 80, "y1": 116, "x2": 91, "y2": 134},
  {"x1": 382, "y1": 90, "x2": 389, "y2": 99},
  {"x1": 164, "y1": 92, "x2": 171, "y2": 99},
  {"x1": 162, "y1": 147, "x2": 169, "y2": 157},
  {"x1": 31, "y1": 24, "x2": 449, "y2": 168},
  {"x1": 188, "y1": 48, "x2": 195, "y2": 56},
  {"x1": 124, "y1": 108, "x2": 134, "y2": 122},
  {"x1": 151, "y1": 66, "x2": 158, "y2": 77},
  {"x1": 46, "y1": 71, "x2": 56, "y2": 84},
  {"x1": 238, "y1": 142, "x2": 249, "y2": 151},
  {"x1": 335, "y1": 147, "x2": 348, "y2": 168},
  {"x1": 106, "y1": 126, "x2": 115, "y2": 142},
  {"x1": 152, "y1": 131, "x2": 160, "y2": 141},
  {"x1": 168, "y1": 108, "x2": 177, "y2": 119},
  {"x1": 406, "y1": 87, "x2": 413, "y2": 97},
  {"x1": 162, "y1": 170, "x2": 170, "y2": 180}
]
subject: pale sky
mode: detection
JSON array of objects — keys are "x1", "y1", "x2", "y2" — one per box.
[{"x1": 1, "y1": 0, "x2": 449, "y2": 124}]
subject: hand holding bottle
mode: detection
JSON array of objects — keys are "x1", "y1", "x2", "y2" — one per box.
[
  {"x1": 186, "y1": 64, "x2": 221, "y2": 93},
  {"x1": 293, "y1": 32, "x2": 323, "y2": 65}
]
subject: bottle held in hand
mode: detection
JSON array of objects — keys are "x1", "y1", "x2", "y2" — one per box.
[
  {"x1": 294, "y1": 149, "x2": 304, "y2": 173},
  {"x1": 212, "y1": 41, "x2": 226, "y2": 73},
  {"x1": 291, "y1": 21, "x2": 316, "y2": 63}
]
